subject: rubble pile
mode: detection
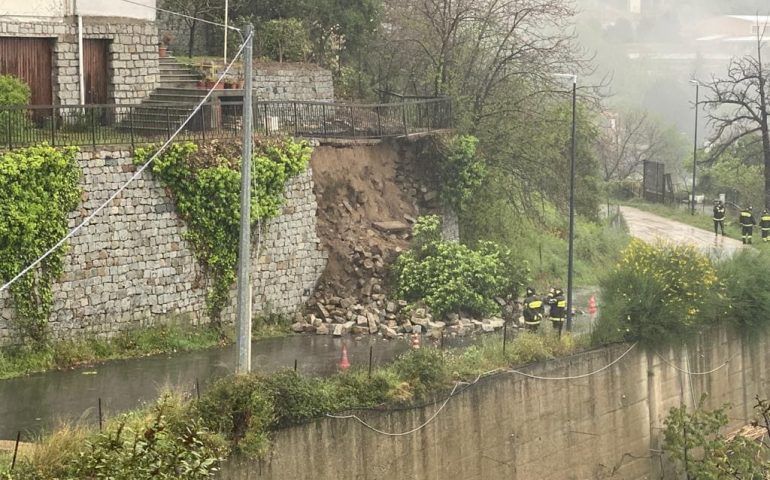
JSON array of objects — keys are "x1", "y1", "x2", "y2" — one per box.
[{"x1": 303, "y1": 143, "x2": 516, "y2": 339}]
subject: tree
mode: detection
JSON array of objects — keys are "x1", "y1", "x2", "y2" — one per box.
[
  {"x1": 596, "y1": 109, "x2": 687, "y2": 182},
  {"x1": 701, "y1": 20, "x2": 770, "y2": 207},
  {"x1": 375, "y1": 0, "x2": 585, "y2": 124},
  {"x1": 663, "y1": 395, "x2": 770, "y2": 479},
  {"x1": 160, "y1": 0, "x2": 220, "y2": 57}
]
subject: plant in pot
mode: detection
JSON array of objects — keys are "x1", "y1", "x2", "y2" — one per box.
[
  {"x1": 159, "y1": 31, "x2": 174, "y2": 58},
  {"x1": 205, "y1": 74, "x2": 224, "y2": 89}
]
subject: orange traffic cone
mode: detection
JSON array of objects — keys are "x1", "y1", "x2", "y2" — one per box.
[
  {"x1": 588, "y1": 295, "x2": 597, "y2": 316},
  {"x1": 338, "y1": 344, "x2": 351, "y2": 370}
]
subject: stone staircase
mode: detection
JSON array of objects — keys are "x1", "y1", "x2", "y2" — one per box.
[{"x1": 124, "y1": 55, "x2": 209, "y2": 136}]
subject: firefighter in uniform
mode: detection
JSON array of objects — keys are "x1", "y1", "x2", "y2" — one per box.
[
  {"x1": 740, "y1": 206, "x2": 756, "y2": 245},
  {"x1": 713, "y1": 200, "x2": 726, "y2": 236},
  {"x1": 523, "y1": 287, "x2": 543, "y2": 332},
  {"x1": 761, "y1": 209, "x2": 770, "y2": 242},
  {"x1": 547, "y1": 287, "x2": 566, "y2": 332}
]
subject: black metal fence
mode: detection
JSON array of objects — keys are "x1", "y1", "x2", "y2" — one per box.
[{"x1": 0, "y1": 98, "x2": 452, "y2": 150}]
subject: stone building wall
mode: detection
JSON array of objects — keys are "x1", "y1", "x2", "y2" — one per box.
[
  {"x1": 0, "y1": 148, "x2": 326, "y2": 344},
  {"x1": 0, "y1": 16, "x2": 159, "y2": 105}
]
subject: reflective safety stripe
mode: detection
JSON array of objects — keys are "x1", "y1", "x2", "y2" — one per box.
[
  {"x1": 551, "y1": 317, "x2": 565, "y2": 322},
  {"x1": 524, "y1": 320, "x2": 541, "y2": 325},
  {"x1": 557, "y1": 300, "x2": 566, "y2": 308},
  {"x1": 528, "y1": 300, "x2": 542, "y2": 309}
]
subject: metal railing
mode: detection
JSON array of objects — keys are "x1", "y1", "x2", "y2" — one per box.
[{"x1": 0, "y1": 98, "x2": 452, "y2": 150}]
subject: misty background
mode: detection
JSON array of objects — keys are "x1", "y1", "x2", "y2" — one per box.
[{"x1": 575, "y1": 0, "x2": 769, "y2": 179}]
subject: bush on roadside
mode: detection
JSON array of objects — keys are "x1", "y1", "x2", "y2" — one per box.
[
  {"x1": 196, "y1": 374, "x2": 274, "y2": 458},
  {"x1": 6, "y1": 394, "x2": 227, "y2": 480},
  {"x1": 592, "y1": 240, "x2": 718, "y2": 345},
  {"x1": 394, "y1": 215, "x2": 530, "y2": 317},
  {"x1": 717, "y1": 250, "x2": 770, "y2": 330}
]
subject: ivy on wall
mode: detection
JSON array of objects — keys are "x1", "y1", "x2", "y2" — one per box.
[
  {"x1": 0, "y1": 145, "x2": 82, "y2": 344},
  {"x1": 134, "y1": 139, "x2": 312, "y2": 324}
]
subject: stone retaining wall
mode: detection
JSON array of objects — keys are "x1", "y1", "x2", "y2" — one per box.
[
  {"x1": 253, "y1": 64, "x2": 334, "y2": 102},
  {"x1": 0, "y1": 16, "x2": 159, "y2": 105},
  {"x1": 0, "y1": 148, "x2": 326, "y2": 344},
  {"x1": 220, "y1": 326, "x2": 770, "y2": 479}
]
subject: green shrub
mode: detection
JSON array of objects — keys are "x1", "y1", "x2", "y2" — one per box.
[
  {"x1": 261, "y1": 370, "x2": 334, "y2": 428},
  {"x1": 428, "y1": 134, "x2": 486, "y2": 212},
  {"x1": 717, "y1": 250, "x2": 770, "y2": 330},
  {"x1": 394, "y1": 215, "x2": 529, "y2": 317},
  {"x1": 0, "y1": 75, "x2": 31, "y2": 140},
  {"x1": 328, "y1": 369, "x2": 397, "y2": 409},
  {"x1": 592, "y1": 240, "x2": 717, "y2": 345},
  {"x1": 0, "y1": 145, "x2": 82, "y2": 344},
  {"x1": 393, "y1": 347, "x2": 449, "y2": 399},
  {"x1": 196, "y1": 374, "x2": 273, "y2": 457},
  {"x1": 7, "y1": 395, "x2": 227, "y2": 480}
]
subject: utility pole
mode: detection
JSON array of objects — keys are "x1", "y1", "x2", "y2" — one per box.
[
  {"x1": 690, "y1": 80, "x2": 700, "y2": 216},
  {"x1": 566, "y1": 77, "x2": 577, "y2": 332},
  {"x1": 236, "y1": 24, "x2": 254, "y2": 374},
  {"x1": 552, "y1": 73, "x2": 577, "y2": 332}
]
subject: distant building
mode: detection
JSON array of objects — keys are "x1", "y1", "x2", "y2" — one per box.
[
  {"x1": 694, "y1": 15, "x2": 770, "y2": 57},
  {"x1": 0, "y1": 0, "x2": 159, "y2": 106}
]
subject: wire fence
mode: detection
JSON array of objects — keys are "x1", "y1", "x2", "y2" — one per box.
[{"x1": 0, "y1": 98, "x2": 452, "y2": 151}]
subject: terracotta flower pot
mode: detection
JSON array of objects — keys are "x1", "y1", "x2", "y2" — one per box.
[{"x1": 159, "y1": 46, "x2": 167, "y2": 58}]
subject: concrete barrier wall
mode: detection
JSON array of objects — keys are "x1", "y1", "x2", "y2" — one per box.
[{"x1": 221, "y1": 327, "x2": 770, "y2": 479}]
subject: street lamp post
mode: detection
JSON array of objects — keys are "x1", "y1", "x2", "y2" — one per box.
[
  {"x1": 553, "y1": 73, "x2": 577, "y2": 332},
  {"x1": 690, "y1": 80, "x2": 700, "y2": 215}
]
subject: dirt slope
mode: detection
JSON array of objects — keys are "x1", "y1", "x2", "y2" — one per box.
[{"x1": 309, "y1": 144, "x2": 417, "y2": 305}]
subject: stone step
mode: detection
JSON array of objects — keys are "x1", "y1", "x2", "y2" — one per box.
[
  {"x1": 148, "y1": 94, "x2": 208, "y2": 103},
  {"x1": 159, "y1": 72, "x2": 200, "y2": 79},
  {"x1": 160, "y1": 66, "x2": 198, "y2": 74}
]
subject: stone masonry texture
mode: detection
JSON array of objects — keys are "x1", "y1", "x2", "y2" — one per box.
[
  {"x1": 220, "y1": 326, "x2": 770, "y2": 480},
  {"x1": 0, "y1": 148, "x2": 326, "y2": 344},
  {"x1": 0, "y1": 17, "x2": 159, "y2": 106}
]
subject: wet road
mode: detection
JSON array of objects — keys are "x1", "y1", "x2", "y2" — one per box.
[
  {"x1": 0, "y1": 335, "x2": 417, "y2": 439},
  {"x1": 620, "y1": 206, "x2": 744, "y2": 258}
]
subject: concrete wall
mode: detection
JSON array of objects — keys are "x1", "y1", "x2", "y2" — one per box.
[
  {"x1": 0, "y1": 17, "x2": 159, "y2": 105},
  {"x1": 0, "y1": 148, "x2": 326, "y2": 344},
  {"x1": 1, "y1": 0, "x2": 155, "y2": 20},
  {"x1": 220, "y1": 327, "x2": 770, "y2": 480}
]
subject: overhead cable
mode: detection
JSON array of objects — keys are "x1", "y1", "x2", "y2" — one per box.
[
  {"x1": 0, "y1": 32, "x2": 253, "y2": 296},
  {"x1": 115, "y1": 0, "x2": 240, "y2": 32},
  {"x1": 326, "y1": 342, "x2": 639, "y2": 436}
]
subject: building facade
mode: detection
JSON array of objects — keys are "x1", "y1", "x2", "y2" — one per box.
[{"x1": 0, "y1": 0, "x2": 159, "y2": 106}]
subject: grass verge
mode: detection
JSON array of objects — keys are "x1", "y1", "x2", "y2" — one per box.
[
  {"x1": 2, "y1": 330, "x2": 587, "y2": 478},
  {"x1": 0, "y1": 320, "x2": 290, "y2": 381}
]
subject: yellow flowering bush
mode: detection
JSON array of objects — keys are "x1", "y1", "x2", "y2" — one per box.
[{"x1": 592, "y1": 240, "x2": 718, "y2": 345}]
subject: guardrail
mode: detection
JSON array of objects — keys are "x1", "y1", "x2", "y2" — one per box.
[{"x1": 0, "y1": 98, "x2": 452, "y2": 150}]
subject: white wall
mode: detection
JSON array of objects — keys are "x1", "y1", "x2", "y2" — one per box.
[
  {"x1": 0, "y1": 0, "x2": 69, "y2": 18},
  {"x1": 76, "y1": 0, "x2": 156, "y2": 21},
  {"x1": 0, "y1": 0, "x2": 155, "y2": 20}
]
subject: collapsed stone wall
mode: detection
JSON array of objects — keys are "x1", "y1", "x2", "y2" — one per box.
[
  {"x1": 0, "y1": 147, "x2": 326, "y2": 345},
  {"x1": 221, "y1": 326, "x2": 770, "y2": 480},
  {"x1": 0, "y1": 16, "x2": 159, "y2": 105}
]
